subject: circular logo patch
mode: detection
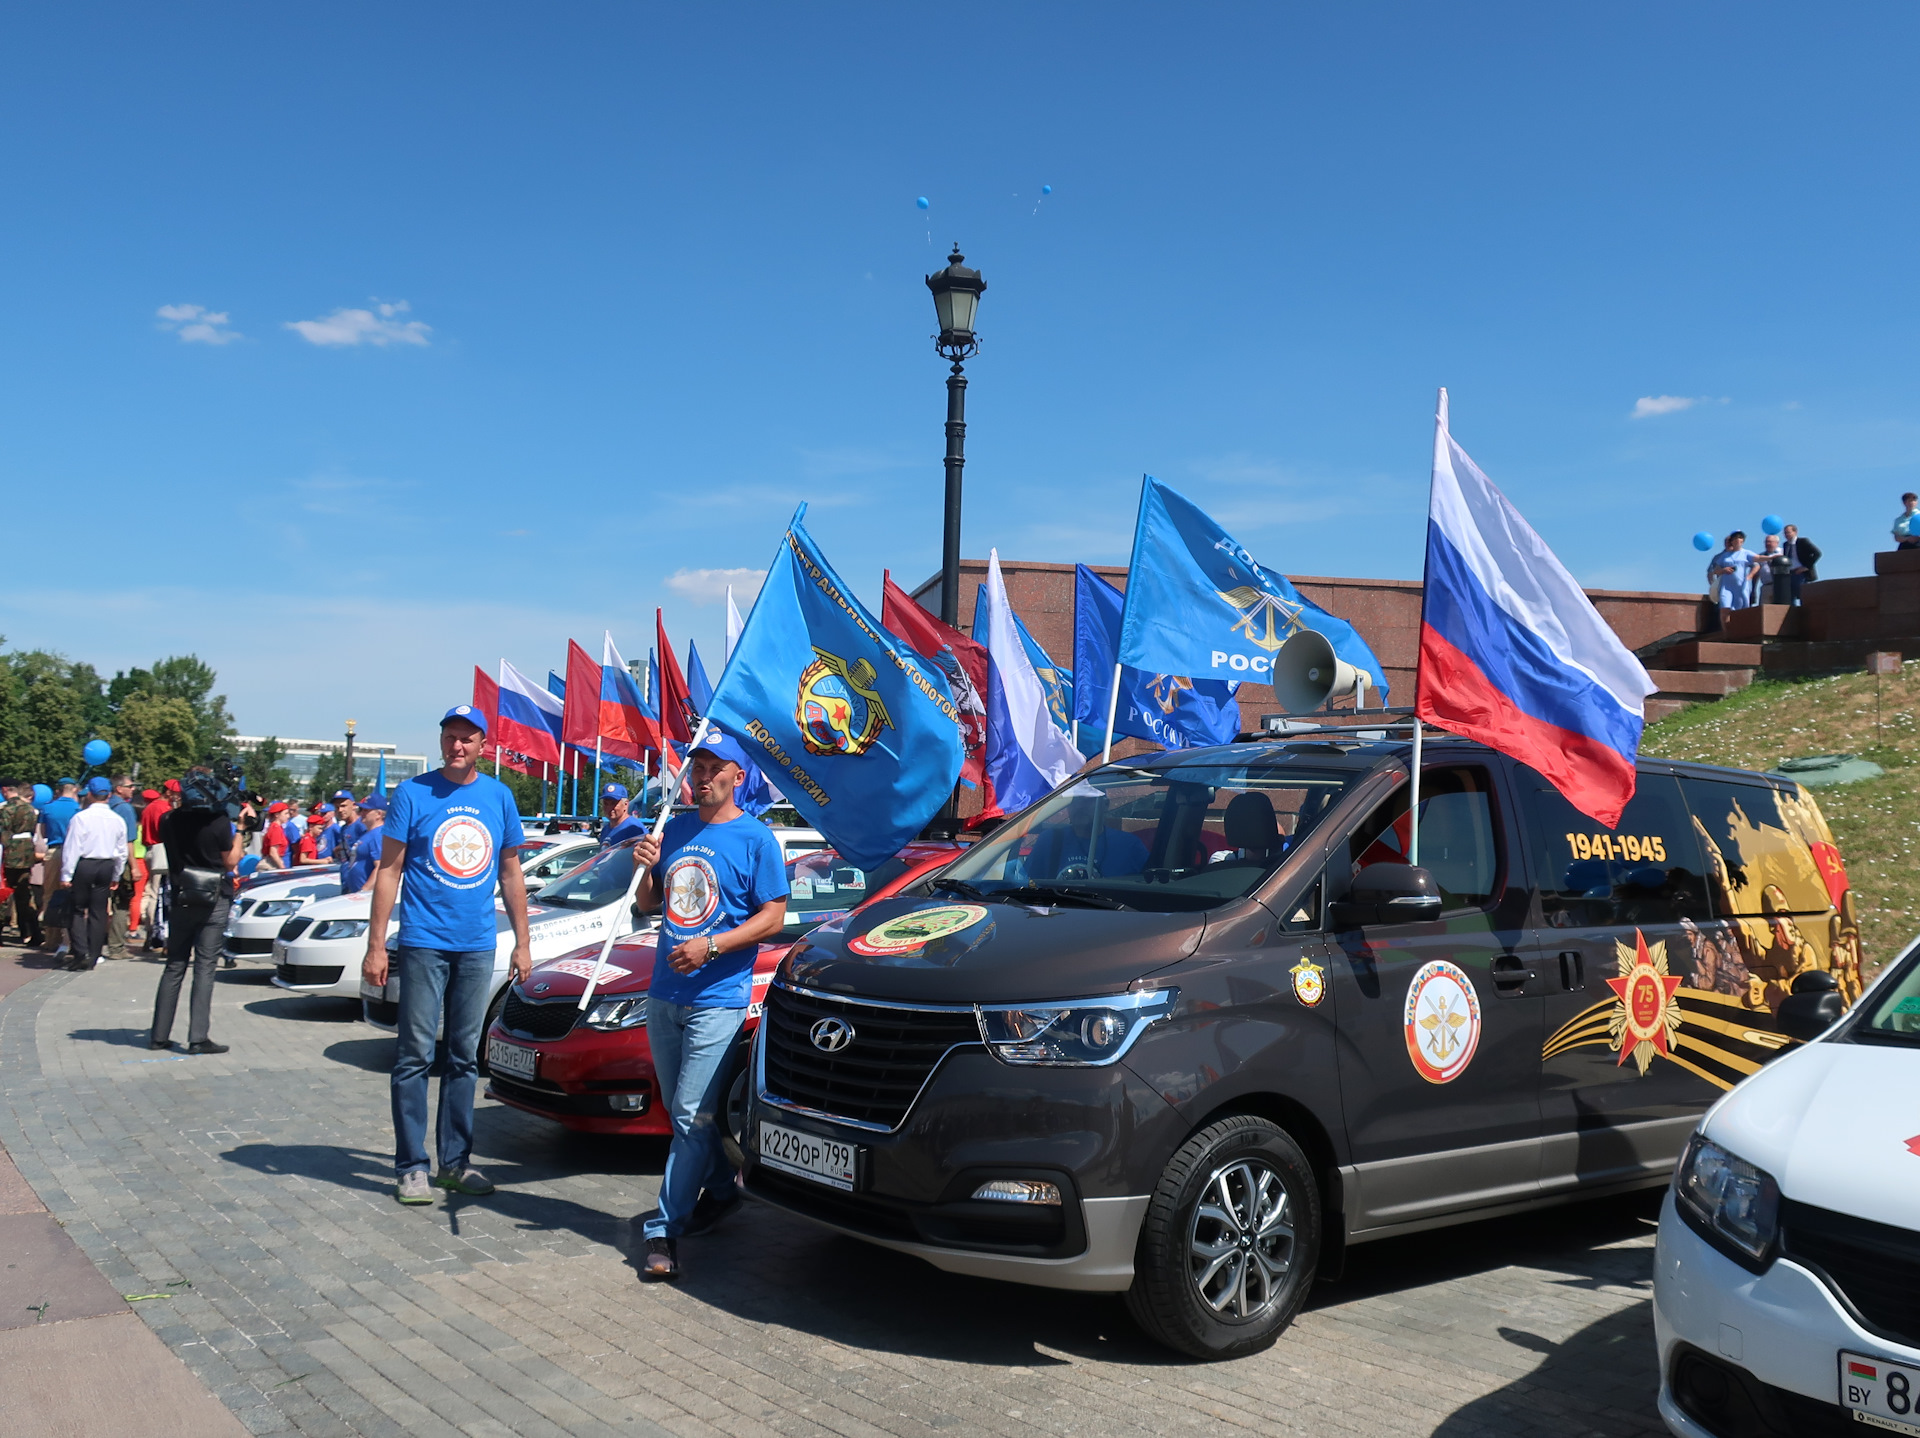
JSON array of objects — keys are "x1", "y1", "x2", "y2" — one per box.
[
  {"x1": 664, "y1": 855, "x2": 720, "y2": 928},
  {"x1": 1403, "y1": 959, "x2": 1481, "y2": 1084},
  {"x1": 432, "y1": 815, "x2": 494, "y2": 881},
  {"x1": 847, "y1": 904, "x2": 988, "y2": 957}
]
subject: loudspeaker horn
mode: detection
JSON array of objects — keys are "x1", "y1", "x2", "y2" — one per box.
[{"x1": 1271, "y1": 630, "x2": 1370, "y2": 713}]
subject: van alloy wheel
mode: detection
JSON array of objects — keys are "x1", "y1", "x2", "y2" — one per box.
[
  {"x1": 1125, "y1": 1115, "x2": 1320, "y2": 1360},
  {"x1": 1188, "y1": 1157, "x2": 1294, "y2": 1321}
]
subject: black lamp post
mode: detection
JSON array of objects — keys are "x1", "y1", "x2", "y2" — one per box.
[{"x1": 926, "y1": 245, "x2": 986, "y2": 629}]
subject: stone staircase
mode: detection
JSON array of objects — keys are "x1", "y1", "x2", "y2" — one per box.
[{"x1": 1639, "y1": 549, "x2": 1920, "y2": 720}]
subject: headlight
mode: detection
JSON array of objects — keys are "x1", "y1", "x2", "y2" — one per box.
[
  {"x1": 976, "y1": 988, "x2": 1177, "y2": 1066},
  {"x1": 254, "y1": 900, "x2": 302, "y2": 917},
  {"x1": 311, "y1": 919, "x2": 368, "y2": 941},
  {"x1": 583, "y1": 997, "x2": 649, "y2": 1031},
  {"x1": 1674, "y1": 1133, "x2": 1780, "y2": 1268}
]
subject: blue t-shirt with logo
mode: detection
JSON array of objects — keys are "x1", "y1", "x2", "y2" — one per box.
[
  {"x1": 337, "y1": 819, "x2": 366, "y2": 855},
  {"x1": 312, "y1": 824, "x2": 339, "y2": 860},
  {"x1": 648, "y1": 812, "x2": 788, "y2": 1009},
  {"x1": 601, "y1": 814, "x2": 645, "y2": 848},
  {"x1": 40, "y1": 797, "x2": 79, "y2": 845},
  {"x1": 386, "y1": 772, "x2": 525, "y2": 951},
  {"x1": 341, "y1": 826, "x2": 386, "y2": 894}
]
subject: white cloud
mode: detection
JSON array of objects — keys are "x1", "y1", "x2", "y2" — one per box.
[
  {"x1": 665, "y1": 567, "x2": 767, "y2": 604},
  {"x1": 156, "y1": 303, "x2": 241, "y2": 345},
  {"x1": 1630, "y1": 394, "x2": 1730, "y2": 419},
  {"x1": 285, "y1": 300, "x2": 431, "y2": 348}
]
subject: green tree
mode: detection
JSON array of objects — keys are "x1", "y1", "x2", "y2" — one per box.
[
  {"x1": 108, "y1": 693, "x2": 202, "y2": 783},
  {"x1": 306, "y1": 752, "x2": 349, "y2": 807},
  {"x1": 239, "y1": 737, "x2": 294, "y2": 799},
  {"x1": 0, "y1": 648, "x2": 102, "y2": 782},
  {"x1": 108, "y1": 654, "x2": 234, "y2": 762}
]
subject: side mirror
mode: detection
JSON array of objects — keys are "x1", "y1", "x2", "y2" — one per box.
[
  {"x1": 1329, "y1": 863, "x2": 1443, "y2": 929},
  {"x1": 1777, "y1": 968, "x2": 1845, "y2": 1043}
]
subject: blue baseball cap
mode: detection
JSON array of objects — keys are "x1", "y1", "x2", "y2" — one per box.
[
  {"x1": 85, "y1": 776, "x2": 111, "y2": 795},
  {"x1": 691, "y1": 732, "x2": 751, "y2": 771},
  {"x1": 440, "y1": 704, "x2": 488, "y2": 734},
  {"x1": 56, "y1": 777, "x2": 76, "y2": 787},
  {"x1": 317, "y1": 803, "x2": 335, "y2": 815},
  {"x1": 359, "y1": 795, "x2": 387, "y2": 812},
  {"x1": 601, "y1": 782, "x2": 628, "y2": 801},
  {"x1": 332, "y1": 789, "x2": 354, "y2": 801}
]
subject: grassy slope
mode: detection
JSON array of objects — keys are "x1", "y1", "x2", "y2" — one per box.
[{"x1": 1640, "y1": 660, "x2": 1919, "y2": 975}]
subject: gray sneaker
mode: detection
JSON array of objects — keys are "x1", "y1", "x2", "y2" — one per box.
[
  {"x1": 395, "y1": 1169, "x2": 434, "y2": 1205},
  {"x1": 433, "y1": 1164, "x2": 495, "y2": 1196}
]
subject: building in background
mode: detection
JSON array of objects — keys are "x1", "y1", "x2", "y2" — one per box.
[{"x1": 228, "y1": 736, "x2": 429, "y2": 789}]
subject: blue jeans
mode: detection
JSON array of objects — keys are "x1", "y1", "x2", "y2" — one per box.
[
  {"x1": 391, "y1": 947, "x2": 496, "y2": 1177},
  {"x1": 643, "y1": 999, "x2": 746, "y2": 1239}
]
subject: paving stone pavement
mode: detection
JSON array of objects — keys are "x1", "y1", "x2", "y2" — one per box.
[{"x1": 0, "y1": 953, "x2": 1672, "y2": 1438}]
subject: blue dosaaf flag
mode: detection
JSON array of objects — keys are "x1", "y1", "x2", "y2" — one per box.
[
  {"x1": 1116, "y1": 476, "x2": 1388, "y2": 697},
  {"x1": 1073, "y1": 565, "x2": 1240, "y2": 751},
  {"x1": 704, "y1": 507, "x2": 965, "y2": 869}
]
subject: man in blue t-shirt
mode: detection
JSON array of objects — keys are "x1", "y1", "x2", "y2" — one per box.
[
  {"x1": 361, "y1": 705, "x2": 531, "y2": 1206},
  {"x1": 599, "y1": 781, "x2": 645, "y2": 847},
  {"x1": 37, "y1": 778, "x2": 82, "y2": 955},
  {"x1": 630, "y1": 731, "x2": 788, "y2": 1280},
  {"x1": 339, "y1": 795, "x2": 386, "y2": 894}
]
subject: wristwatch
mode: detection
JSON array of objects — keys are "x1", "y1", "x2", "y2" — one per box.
[{"x1": 705, "y1": 934, "x2": 720, "y2": 963}]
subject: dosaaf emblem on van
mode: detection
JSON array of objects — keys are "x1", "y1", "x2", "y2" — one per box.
[
  {"x1": 1404, "y1": 959, "x2": 1481, "y2": 1084},
  {"x1": 1289, "y1": 957, "x2": 1326, "y2": 1008}
]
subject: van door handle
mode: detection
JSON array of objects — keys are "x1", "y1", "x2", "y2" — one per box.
[
  {"x1": 1558, "y1": 951, "x2": 1585, "y2": 991},
  {"x1": 1490, "y1": 954, "x2": 1534, "y2": 993}
]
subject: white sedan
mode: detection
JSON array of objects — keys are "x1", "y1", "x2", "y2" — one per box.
[
  {"x1": 222, "y1": 868, "x2": 345, "y2": 966},
  {"x1": 1653, "y1": 936, "x2": 1919, "y2": 1437}
]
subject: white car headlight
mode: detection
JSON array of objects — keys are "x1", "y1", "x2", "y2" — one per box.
[
  {"x1": 253, "y1": 899, "x2": 303, "y2": 917},
  {"x1": 976, "y1": 988, "x2": 1177, "y2": 1066},
  {"x1": 311, "y1": 919, "x2": 369, "y2": 941},
  {"x1": 583, "y1": 997, "x2": 648, "y2": 1031},
  {"x1": 1674, "y1": 1133, "x2": 1781, "y2": 1268}
]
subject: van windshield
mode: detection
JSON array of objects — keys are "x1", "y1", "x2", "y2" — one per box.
[{"x1": 938, "y1": 758, "x2": 1366, "y2": 912}]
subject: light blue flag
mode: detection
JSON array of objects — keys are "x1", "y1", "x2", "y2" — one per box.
[
  {"x1": 1073, "y1": 565, "x2": 1240, "y2": 750},
  {"x1": 686, "y1": 642, "x2": 715, "y2": 714},
  {"x1": 1117, "y1": 476, "x2": 1388, "y2": 697},
  {"x1": 704, "y1": 507, "x2": 965, "y2": 868},
  {"x1": 374, "y1": 750, "x2": 387, "y2": 798}
]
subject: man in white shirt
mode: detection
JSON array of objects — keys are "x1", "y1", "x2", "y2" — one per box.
[{"x1": 61, "y1": 778, "x2": 128, "y2": 972}]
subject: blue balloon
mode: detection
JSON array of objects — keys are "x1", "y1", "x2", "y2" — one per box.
[
  {"x1": 1761, "y1": 514, "x2": 1785, "y2": 535},
  {"x1": 1041, "y1": 184, "x2": 1053, "y2": 195},
  {"x1": 31, "y1": 784, "x2": 50, "y2": 806},
  {"x1": 915, "y1": 196, "x2": 929, "y2": 210},
  {"x1": 1692, "y1": 531, "x2": 1714, "y2": 551},
  {"x1": 82, "y1": 738, "x2": 111, "y2": 766}
]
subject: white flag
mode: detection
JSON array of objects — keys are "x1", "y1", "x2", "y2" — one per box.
[
  {"x1": 984, "y1": 549, "x2": 1083, "y2": 809},
  {"x1": 725, "y1": 585, "x2": 745, "y2": 665}
]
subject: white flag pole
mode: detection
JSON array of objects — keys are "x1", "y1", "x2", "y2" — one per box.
[
  {"x1": 1408, "y1": 719, "x2": 1423, "y2": 870},
  {"x1": 1100, "y1": 661, "x2": 1122, "y2": 765},
  {"x1": 577, "y1": 716, "x2": 711, "y2": 1013}
]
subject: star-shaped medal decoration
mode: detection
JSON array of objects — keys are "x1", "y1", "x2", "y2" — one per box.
[{"x1": 1607, "y1": 929, "x2": 1685, "y2": 1074}]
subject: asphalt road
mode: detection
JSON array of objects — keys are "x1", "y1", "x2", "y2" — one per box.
[{"x1": 0, "y1": 948, "x2": 1671, "y2": 1438}]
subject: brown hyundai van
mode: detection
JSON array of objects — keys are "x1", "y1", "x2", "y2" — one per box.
[{"x1": 742, "y1": 734, "x2": 1858, "y2": 1359}]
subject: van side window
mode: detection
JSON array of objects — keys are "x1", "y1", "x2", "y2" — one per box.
[
  {"x1": 1521, "y1": 772, "x2": 1711, "y2": 928},
  {"x1": 1676, "y1": 776, "x2": 1834, "y2": 917},
  {"x1": 1349, "y1": 766, "x2": 1503, "y2": 911},
  {"x1": 1276, "y1": 875, "x2": 1322, "y2": 933}
]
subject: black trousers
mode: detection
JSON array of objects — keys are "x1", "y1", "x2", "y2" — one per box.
[
  {"x1": 69, "y1": 858, "x2": 117, "y2": 965},
  {"x1": 4, "y1": 866, "x2": 39, "y2": 942},
  {"x1": 152, "y1": 896, "x2": 228, "y2": 1046}
]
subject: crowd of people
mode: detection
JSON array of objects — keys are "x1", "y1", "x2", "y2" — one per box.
[{"x1": 1705, "y1": 522, "x2": 1821, "y2": 617}]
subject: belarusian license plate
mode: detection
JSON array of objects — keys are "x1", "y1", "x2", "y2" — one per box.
[
  {"x1": 757, "y1": 1121, "x2": 859, "y2": 1191},
  {"x1": 1841, "y1": 1351, "x2": 1920, "y2": 1435},
  {"x1": 486, "y1": 1039, "x2": 537, "y2": 1080}
]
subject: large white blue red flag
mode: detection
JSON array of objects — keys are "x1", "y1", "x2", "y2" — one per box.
[
  {"x1": 495, "y1": 659, "x2": 564, "y2": 765},
  {"x1": 1418, "y1": 390, "x2": 1656, "y2": 828},
  {"x1": 982, "y1": 549, "x2": 1083, "y2": 810}
]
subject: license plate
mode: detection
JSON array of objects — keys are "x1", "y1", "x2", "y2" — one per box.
[
  {"x1": 486, "y1": 1039, "x2": 537, "y2": 1080},
  {"x1": 757, "y1": 1120, "x2": 859, "y2": 1191},
  {"x1": 1842, "y1": 1352, "x2": 1920, "y2": 1435}
]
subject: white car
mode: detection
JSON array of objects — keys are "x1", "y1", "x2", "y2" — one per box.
[
  {"x1": 267, "y1": 834, "x2": 598, "y2": 998},
  {"x1": 223, "y1": 868, "x2": 345, "y2": 965},
  {"x1": 1653, "y1": 937, "x2": 1919, "y2": 1437},
  {"x1": 767, "y1": 825, "x2": 828, "y2": 863}
]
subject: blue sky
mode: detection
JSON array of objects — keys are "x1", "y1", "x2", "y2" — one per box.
[{"x1": 4, "y1": 4, "x2": 1917, "y2": 755}]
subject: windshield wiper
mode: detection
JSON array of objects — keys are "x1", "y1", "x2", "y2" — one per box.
[
  {"x1": 1013, "y1": 884, "x2": 1134, "y2": 911},
  {"x1": 930, "y1": 878, "x2": 987, "y2": 899}
]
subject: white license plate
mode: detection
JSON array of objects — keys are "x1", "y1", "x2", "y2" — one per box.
[
  {"x1": 757, "y1": 1121, "x2": 859, "y2": 1191},
  {"x1": 1842, "y1": 1351, "x2": 1920, "y2": 1435},
  {"x1": 486, "y1": 1039, "x2": 538, "y2": 1080}
]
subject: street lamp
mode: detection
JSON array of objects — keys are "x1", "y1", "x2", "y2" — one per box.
[
  {"x1": 344, "y1": 719, "x2": 357, "y2": 790},
  {"x1": 926, "y1": 245, "x2": 986, "y2": 628}
]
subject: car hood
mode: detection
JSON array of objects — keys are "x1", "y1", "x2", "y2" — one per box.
[
  {"x1": 783, "y1": 894, "x2": 1204, "y2": 1004},
  {"x1": 1705, "y1": 1038, "x2": 1920, "y2": 1231},
  {"x1": 515, "y1": 934, "x2": 787, "y2": 1001}
]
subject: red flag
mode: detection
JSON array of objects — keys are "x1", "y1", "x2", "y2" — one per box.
[
  {"x1": 562, "y1": 639, "x2": 600, "y2": 750},
  {"x1": 655, "y1": 609, "x2": 694, "y2": 745},
  {"x1": 881, "y1": 573, "x2": 995, "y2": 815}
]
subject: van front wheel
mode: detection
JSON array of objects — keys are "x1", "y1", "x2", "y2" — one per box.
[{"x1": 1124, "y1": 1116, "x2": 1320, "y2": 1360}]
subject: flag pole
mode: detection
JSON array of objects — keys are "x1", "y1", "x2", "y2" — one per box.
[
  {"x1": 1408, "y1": 719, "x2": 1423, "y2": 869},
  {"x1": 578, "y1": 716, "x2": 709, "y2": 1013},
  {"x1": 1100, "y1": 661, "x2": 1122, "y2": 765}
]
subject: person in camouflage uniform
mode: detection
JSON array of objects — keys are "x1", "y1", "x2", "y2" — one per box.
[{"x1": 1, "y1": 780, "x2": 41, "y2": 947}]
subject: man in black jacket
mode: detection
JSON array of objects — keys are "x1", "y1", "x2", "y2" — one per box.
[
  {"x1": 1781, "y1": 524, "x2": 1821, "y2": 606},
  {"x1": 150, "y1": 769, "x2": 244, "y2": 1054}
]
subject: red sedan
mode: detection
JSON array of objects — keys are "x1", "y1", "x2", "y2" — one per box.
[{"x1": 483, "y1": 840, "x2": 962, "y2": 1136}]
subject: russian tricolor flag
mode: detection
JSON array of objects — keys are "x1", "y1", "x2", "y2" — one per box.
[
  {"x1": 496, "y1": 660, "x2": 564, "y2": 765},
  {"x1": 1417, "y1": 390, "x2": 1656, "y2": 828}
]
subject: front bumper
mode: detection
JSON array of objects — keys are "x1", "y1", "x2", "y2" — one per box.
[
  {"x1": 1653, "y1": 1188, "x2": 1920, "y2": 1435},
  {"x1": 483, "y1": 1017, "x2": 667, "y2": 1136}
]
